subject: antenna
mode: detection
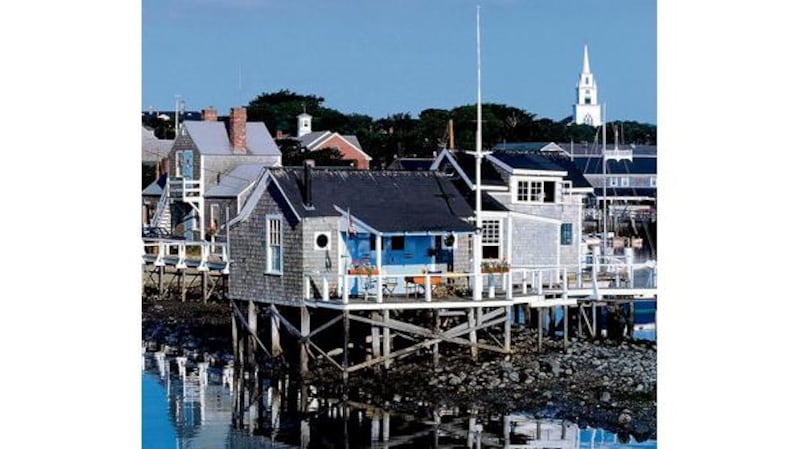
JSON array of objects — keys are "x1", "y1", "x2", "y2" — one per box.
[{"x1": 472, "y1": 4, "x2": 484, "y2": 301}]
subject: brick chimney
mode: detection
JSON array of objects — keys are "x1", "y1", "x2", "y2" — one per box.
[
  {"x1": 202, "y1": 107, "x2": 217, "y2": 122},
  {"x1": 230, "y1": 107, "x2": 247, "y2": 154}
]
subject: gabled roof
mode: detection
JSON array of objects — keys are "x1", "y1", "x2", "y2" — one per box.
[
  {"x1": 449, "y1": 151, "x2": 506, "y2": 187},
  {"x1": 268, "y1": 168, "x2": 475, "y2": 233},
  {"x1": 205, "y1": 164, "x2": 267, "y2": 198},
  {"x1": 182, "y1": 121, "x2": 280, "y2": 156},
  {"x1": 301, "y1": 131, "x2": 372, "y2": 161},
  {"x1": 142, "y1": 126, "x2": 174, "y2": 162}
]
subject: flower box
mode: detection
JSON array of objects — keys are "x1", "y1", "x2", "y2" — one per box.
[{"x1": 348, "y1": 268, "x2": 379, "y2": 276}]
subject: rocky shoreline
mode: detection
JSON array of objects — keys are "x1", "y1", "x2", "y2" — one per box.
[{"x1": 142, "y1": 298, "x2": 656, "y2": 443}]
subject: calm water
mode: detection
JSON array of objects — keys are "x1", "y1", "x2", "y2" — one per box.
[{"x1": 142, "y1": 355, "x2": 656, "y2": 449}]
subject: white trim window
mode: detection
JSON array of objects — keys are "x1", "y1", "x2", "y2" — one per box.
[
  {"x1": 620, "y1": 177, "x2": 630, "y2": 187},
  {"x1": 608, "y1": 176, "x2": 618, "y2": 187},
  {"x1": 481, "y1": 219, "x2": 501, "y2": 259},
  {"x1": 650, "y1": 176, "x2": 657, "y2": 188},
  {"x1": 516, "y1": 180, "x2": 547, "y2": 203},
  {"x1": 265, "y1": 215, "x2": 283, "y2": 275},
  {"x1": 175, "y1": 151, "x2": 182, "y2": 177}
]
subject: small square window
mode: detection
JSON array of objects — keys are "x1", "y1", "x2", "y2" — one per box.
[{"x1": 391, "y1": 236, "x2": 405, "y2": 251}]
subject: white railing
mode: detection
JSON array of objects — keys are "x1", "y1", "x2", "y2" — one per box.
[
  {"x1": 142, "y1": 239, "x2": 229, "y2": 274},
  {"x1": 169, "y1": 177, "x2": 202, "y2": 202},
  {"x1": 149, "y1": 182, "x2": 170, "y2": 228},
  {"x1": 300, "y1": 268, "x2": 559, "y2": 304},
  {"x1": 603, "y1": 148, "x2": 633, "y2": 161}
]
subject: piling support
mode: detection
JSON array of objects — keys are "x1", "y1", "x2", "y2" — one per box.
[
  {"x1": 343, "y1": 311, "x2": 350, "y2": 384},
  {"x1": 433, "y1": 309, "x2": 440, "y2": 369},
  {"x1": 180, "y1": 269, "x2": 186, "y2": 302},
  {"x1": 592, "y1": 303, "x2": 598, "y2": 338},
  {"x1": 563, "y1": 305, "x2": 569, "y2": 351},
  {"x1": 157, "y1": 266, "x2": 164, "y2": 300},
  {"x1": 300, "y1": 306, "x2": 310, "y2": 377},
  {"x1": 382, "y1": 310, "x2": 391, "y2": 370},
  {"x1": 371, "y1": 312, "x2": 381, "y2": 374},
  {"x1": 468, "y1": 309, "x2": 478, "y2": 360},
  {"x1": 504, "y1": 306, "x2": 511, "y2": 355},
  {"x1": 537, "y1": 308, "x2": 543, "y2": 352},
  {"x1": 202, "y1": 272, "x2": 208, "y2": 304},
  {"x1": 271, "y1": 307, "x2": 282, "y2": 358}
]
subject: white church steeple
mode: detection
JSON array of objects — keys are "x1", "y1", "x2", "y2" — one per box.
[{"x1": 573, "y1": 44, "x2": 603, "y2": 127}]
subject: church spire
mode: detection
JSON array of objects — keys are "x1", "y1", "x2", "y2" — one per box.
[{"x1": 582, "y1": 44, "x2": 591, "y2": 74}]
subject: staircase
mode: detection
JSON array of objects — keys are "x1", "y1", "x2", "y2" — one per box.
[{"x1": 149, "y1": 182, "x2": 172, "y2": 229}]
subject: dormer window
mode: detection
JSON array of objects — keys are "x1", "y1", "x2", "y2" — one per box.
[{"x1": 516, "y1": 179, "x2": 557, "y2": 204}]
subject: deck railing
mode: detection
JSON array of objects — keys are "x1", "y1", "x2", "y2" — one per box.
[
  {"x1": 301, "y1": 268, "x2": 555, "y2": 304},
  {"x1": 169, "y1": 178, "x2": 202, "y2": 202},
  {"x1": 142, "y1": 239, "x2": 229, "y2": 274}
]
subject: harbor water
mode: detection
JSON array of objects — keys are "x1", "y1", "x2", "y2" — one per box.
[{"x1": 142, "y1": 354, "x2": 656, "y2": 449}]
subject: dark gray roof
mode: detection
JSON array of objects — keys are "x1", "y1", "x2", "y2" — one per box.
[
  {"x1": 490, "y1": 151, "x2": 567, "y2": 172},
  {"x1": 297, "y1": 131, "x2": 329, "y2": 148},
  {"x1": 269, "y1": 168, "x2": 476, "y2": 233},
  {"x1": 141, "y1": 127, "x2": 174, "y2": 162},
  {"x1": 573, "y1": 156, "x2": 657, "y2": 175},
  {"x1": 142, "y1": 179, "x2": 163, "y2": 196},
  {"x1": 206, "y1": 164, "x2": 267, "y2": 198},
  {"x1": 451, "y1": 151, "x2": 506, "y2": 186},
  {"x1": 342, "y1": 135, "x2": 362, "y2": 150},
  {"x1": 387, "y1": 158, "x2": 434, "y2": 171},
  {"x1": 183, "y1": 121, "x2": 280, "y2": 156},
  {"x1": 539, "y1": 154, "x2": 594, "y2": 189},
  {"x1": 493, "y1": 142, "x2": 552, "y2": 152}
]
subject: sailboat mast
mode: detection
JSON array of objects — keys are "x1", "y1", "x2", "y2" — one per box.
[{"x1": 602, "y1": 103, "x2": 607, "y2": 254}]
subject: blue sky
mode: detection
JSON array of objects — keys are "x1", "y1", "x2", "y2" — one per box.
[{"x1": 144, "y1": 0, "x2": 656, "y2": 123}]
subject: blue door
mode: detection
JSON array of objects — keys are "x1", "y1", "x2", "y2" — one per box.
[{"x1": 182, "y1": 151, "x2": 193, "y2": 179}]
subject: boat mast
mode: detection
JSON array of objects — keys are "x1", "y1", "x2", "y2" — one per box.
[{"x1": 602, "y1": 103, "x2": 607, "y2": 255}]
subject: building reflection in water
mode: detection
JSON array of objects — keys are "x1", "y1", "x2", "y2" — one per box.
[{"x1": 143, "y1": 353, "x2": 652, "y2": 449}]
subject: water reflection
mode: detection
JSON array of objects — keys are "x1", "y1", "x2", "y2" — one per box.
[{"x1": 142, "y1": 353, "x2": 655, "y2": 449}]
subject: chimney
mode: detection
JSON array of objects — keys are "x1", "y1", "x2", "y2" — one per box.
[
  {"x1": 230, "y1": 107, "x2": 247, "y2": 154},
  {"x1": 302, "y1": 160, "x2": 314, "y2": 208},
  {"x1": 202, "y1": 107, "x2": 217, "y2": 122},
  {"x1": 275, "y1": 130, "x2": 284, "y2": 140}
]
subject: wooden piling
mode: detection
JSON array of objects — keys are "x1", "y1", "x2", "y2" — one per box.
[
  {"x1": 371, "y1": 312, "x2": 381, "y2": 373},
  {"x1": 271, "y1": 308, "x2": 282, "y2": 357},
  {"x1": 563, "y1": 305, "x2": 569, "y2": 351},
  {"x1": 343, "y1": 311, "x2": 350, "y2": 384},
  {"x1": 382, "y1": 310, "x2": 391, "y2": 370},
  {"x1": 180, "y1": 269, "x2": 186, "y2": 302},
  {"x1": 537, "y1": 308, "x2": 543, "y2": 352},
  {"x1": 248, "y1": 301, "x2": 257, "y2": 369},
  {"x1": 433, "y1": 309, "x2": 440, "y2": 369},
  {"x1": 468, "y1": 308, "x2": 478, "y2": 360},
  {"x1": 157, "y1": 266, "x2": 164, "y2": 300},
  {"x1": 300, "y1": 306, "x2": 310, "y2": 377},
  {"x1": 504, "y1": 306, "x2": 511, "y2": 354},
  {"x1": 202, "y1": 272, "x2": 208, "y2": 304}
]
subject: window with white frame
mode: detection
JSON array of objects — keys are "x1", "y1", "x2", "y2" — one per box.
[
  {"x1": 516, "y1": 179, "x2": 556, "y2": 203},
  {"x1": 608, "y1": 176, "x2": 618, "y2": 187},
  {"x1": 265, "y1": 216, "x2": 283, "y2": 274},
  {"x1": 481, "y1": 219, "x2": 500, "y2": 259},
  {"x1": 620, "y1": 177, "x2": 629, "y2": 187},
  {"x1": 650, "y1": 177, "x2": 657, "y2": 188}
]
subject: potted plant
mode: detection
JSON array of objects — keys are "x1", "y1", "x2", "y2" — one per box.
[{"x1": 481, "y1": 258, "x2": 509, "y2": 273}]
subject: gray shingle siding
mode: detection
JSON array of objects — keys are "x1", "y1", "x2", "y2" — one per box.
[
  {"x1": 228, "y1": 187, "x2": 304, "y2": 305},
  {"x1": 301, "y1": 217, "x2": 342, "y2": 298}
]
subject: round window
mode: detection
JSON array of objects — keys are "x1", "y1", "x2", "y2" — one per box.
[{"x1": 316, "y1": 233, "x2": 329, "y2": 248}]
